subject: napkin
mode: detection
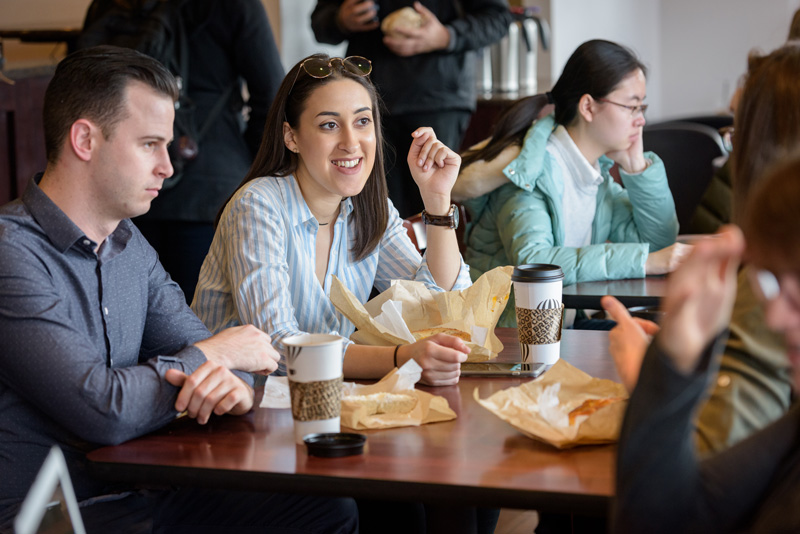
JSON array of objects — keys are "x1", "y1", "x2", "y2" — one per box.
[
  {"x1": 340, "y1": 360, "x2": 457, "y2": 430},
  {"x1": 475, "y1": 359, "x2": 628, "y2": 449},
  {"x1": 330, "y1": 266, "x2": 513, "y2": 361}
]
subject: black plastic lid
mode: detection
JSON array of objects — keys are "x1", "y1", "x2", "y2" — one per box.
[
  {"x1": 304, "y1": 432, "x2": 367, "y2": 458},
  {"x1": 511, "y1": 264, "x2": 564, "y2": 283}
]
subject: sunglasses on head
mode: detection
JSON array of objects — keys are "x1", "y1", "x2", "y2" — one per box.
[{"x1": 299, "y1": 56, "x2": 372, "y2": 78}]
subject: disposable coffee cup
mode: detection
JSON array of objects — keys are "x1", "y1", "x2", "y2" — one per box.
[
  {"x1": 283, "y1": 334, "x2": 344, "y2": 444},
  {"x1": 511, "y1": 264, "x2": 564, "y2": 365}
]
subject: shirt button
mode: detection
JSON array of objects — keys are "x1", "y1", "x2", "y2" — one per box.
[
  {"x1": 104, "y1": 307, "x2": 109, "y2": 315},
  {"x1": 508, "y1": 169, "x2": 515, "y2": 175},
  {"x1": 717, "y1": 374, "x2": 731, "y2": 388},
  {"x1": 83, "y1": 239, "x2": 91, "y2": 246}
]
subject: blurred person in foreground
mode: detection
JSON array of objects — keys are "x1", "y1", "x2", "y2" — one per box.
[
  {"x1": 614, "y1": 152, "x2": 800, "y2": 533},
  {"x1": 603, "y1": 43, "x2": 800, "y2": 454}
]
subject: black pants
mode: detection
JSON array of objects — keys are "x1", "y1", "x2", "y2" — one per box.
[
  {"x1": 382, "y1": 110, "x2": 472, "y2": 219},
  {"x1": 356, "y1": 499, "x2": 499, "y2": 534},
  {"x1": 134, "y1": 219, "x2": 216, "y2": 304},
  {"x1": 80, "y1": 488, "x2": 358, "y2": 533}
]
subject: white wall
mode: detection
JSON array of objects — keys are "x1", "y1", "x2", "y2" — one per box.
[
  {"x1": 659, "y1": 0, "x2": 799, "y2": 119},
  {"x1": 550, "y1": 0, "x2": 663, "y2": 117},
  {"x1": 279, "y1": 0, "x2": 345, "y2": 71}
]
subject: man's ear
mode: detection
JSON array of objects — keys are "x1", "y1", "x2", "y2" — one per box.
[
  {"x1": 69, "y1": 119, "x2": 97, "y2": 162},
  {"x1": 577, "y1": 94, "x2": 595, "y2": 123},
  {"x1": 283, "y1": 122, "x2": 298, "y2": 154}
]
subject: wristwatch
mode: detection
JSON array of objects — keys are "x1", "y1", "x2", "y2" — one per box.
[{"x1": 421, "y1": 204, "x2": 459, "y2": 230}]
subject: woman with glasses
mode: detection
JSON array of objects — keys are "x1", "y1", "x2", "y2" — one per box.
[
  {"x1": 603, "y1": 43, "x2": 800, "y2": 455},
  {"x1": 453, "y1": 39, "x2": 688, "y2": 327},
  {"x1": 191, "y1": 54, "x2": 473, "y2": 387},
  {"x1": 614, "y1": 155, "x2": 800, "y2": 533}
]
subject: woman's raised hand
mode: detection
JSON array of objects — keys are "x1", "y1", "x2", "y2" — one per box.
[
  {"x1": 606, "y1": 125, "x2": 648, "y2": 174},
  {"x1": 656, "y1": 225, "x2": 744, "y2": 373},
  {"x1": 407, "y1": 127, "x2": 461, "y2": 213}
]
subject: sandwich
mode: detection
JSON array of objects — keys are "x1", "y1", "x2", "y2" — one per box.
[
  {"x1": 343, "y1": 392, "x2": 418, "y2": 415},
  {"x1": 381, "y1": 7, "x2": 424, "y2": 37},
  {"x1": 567, "y1": 397, "x2": 625, "y2": 426}
]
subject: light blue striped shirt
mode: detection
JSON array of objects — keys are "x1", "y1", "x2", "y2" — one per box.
[{"x1": 192, "y1": 175, "x2": 471, "y2": 373}]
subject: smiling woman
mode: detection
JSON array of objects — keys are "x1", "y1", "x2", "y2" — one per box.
[{"x1": 192, "y1": 54, "x2": 472, "y2": 387}]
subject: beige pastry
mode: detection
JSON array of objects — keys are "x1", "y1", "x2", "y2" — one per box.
[
  {"x1": 412, "y1": 327, "x2": 471, "y2": 342},
  {"x1": 381, "y1": 7, "x2": 424, "y2": 36},
  {"x1": 344, "y1": 392, "x2": 418, "y2": 415}
]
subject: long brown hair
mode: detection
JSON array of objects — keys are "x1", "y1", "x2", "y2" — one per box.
[
  {"x1": 731, "y1": 43, "x2": 800, "y2": 222},
  {"x1": 462, "y1": 39, "x2": 647, "y2": 168},
  {"x1": 218, "y1": 54, "x2": 389, "y2": 261}
]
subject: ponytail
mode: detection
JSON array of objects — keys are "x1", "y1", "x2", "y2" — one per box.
[{"x1": 461, "y1": 93, "x2": 550, "y2": 168}]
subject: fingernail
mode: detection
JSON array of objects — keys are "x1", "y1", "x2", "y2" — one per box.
[
  {"x1": 424, "y1": 164, "x2": 429, "y2": 171},
  {"x1": 418, "y1": 159, "x2": 424, "y2": 166}
]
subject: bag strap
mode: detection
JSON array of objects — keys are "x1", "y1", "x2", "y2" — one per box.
[{"x1": 196, "y1": 85, "x2": 236, "y2": 142}]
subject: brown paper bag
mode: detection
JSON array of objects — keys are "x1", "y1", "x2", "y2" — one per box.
[
  {"x1": 330, "y1": 266, "x2": 513, "y2": 361},
  {"x1": 340, "y1": 360, "x2": 456, "y2": 430},
  {"x1": 475, "y1": 359, "x2": 628, "y2": 448}
]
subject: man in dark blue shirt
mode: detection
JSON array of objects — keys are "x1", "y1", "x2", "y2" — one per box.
[{"x1": 0, "y1": 45, "x2": 357, "y2": 533}]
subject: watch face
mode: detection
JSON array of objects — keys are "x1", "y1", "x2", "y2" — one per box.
[{"x1": 452, "y1": 205, "x2": 459, "y2": 229}]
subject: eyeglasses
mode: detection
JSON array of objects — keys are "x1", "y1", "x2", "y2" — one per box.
[
  {"x1": 719, "y1": 126, "x2": 734, "y2": 152},
  {"x1": 299, "y1": 56, "x2": 372, "y2": 78},
  {"x1": 284, "y1": 56, "x2": 373, "y2": 126},
  {"x1": 597, "y1": 98, "x2": 648, "y2": 117},
  {"x1": 287, "y1": 56, "x2": 372, "y2": 98}
]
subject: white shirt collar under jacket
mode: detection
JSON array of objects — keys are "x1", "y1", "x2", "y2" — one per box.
[{"x1": 546, "y1": 125, "x2": 604, "y2": 248}]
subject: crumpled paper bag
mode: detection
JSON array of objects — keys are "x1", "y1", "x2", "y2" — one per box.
[
  {"x1": 474, "y1": 359, "x2": 628, "y2": 449},
  {"x1": 330, "y1": 266, "x2": 513, "y2": 361},
  {"x1": 340, "y1": 359, "x2": 456, "y2": 429}
]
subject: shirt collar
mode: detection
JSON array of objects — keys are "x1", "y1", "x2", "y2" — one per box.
[
  {"x1": 285, "y1": 174, "x2": 354, "y2": 228},
  {"x1": 548, "y1": 125, "x2": 604, "y2": 187},
  {"x1": 22, "y1": 173, "x2": 132, "y2": 256}
]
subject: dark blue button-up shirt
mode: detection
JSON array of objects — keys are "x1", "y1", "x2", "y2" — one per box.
[{"x1": 0, "y1": 176, "x2": 245, "y2": 519}]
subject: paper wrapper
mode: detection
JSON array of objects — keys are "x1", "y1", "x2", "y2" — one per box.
[
  {"x1": 475, "y1": 359, "x2": 629, "y2": 449},
  {"x1": 330, "y1": 266, "x2": 513, "y2": 361},
  {"x1": 340, "y1": 360, "x2": 456, "y2": 430}
]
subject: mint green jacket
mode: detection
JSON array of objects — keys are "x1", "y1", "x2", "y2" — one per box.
[{"x1": 460, "y1": 116, "x2": 679, "y2": 325}]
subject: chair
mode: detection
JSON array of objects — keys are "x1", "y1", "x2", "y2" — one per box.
[
  {"x1": 660, "y1": 114, "x2": 733, "y2": 131},
  {"x1": 14, "y1": 446, "x2": 86, "y2": 534},
  {"x1": 642, "y1": 121, "x2": 727, "y2": 232},
  {"x1": 403, "y1": 213, "x2": 427, "y2": 253}
]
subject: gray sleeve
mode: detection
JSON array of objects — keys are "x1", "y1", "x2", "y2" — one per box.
[
  {"x1": 446, "y1": 0, "x2": 512, "y2": 53},
  {"x1": 311, "y1": 0, "x2": 349, "y2": 45},
  {"x1": 0, "y1": 239, "x2": 214, "y2": 446}
]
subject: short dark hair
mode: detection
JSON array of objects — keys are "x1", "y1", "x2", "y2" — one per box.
[
  {"x1": 221, "y1": 54, "x2": 389, "y2": 261},
  {"x1": 463, "y1": 39, "x2": 647, "y2": 168},
  {"x1": 43, "y1": 45, "x2": 179, "y2": 164}
]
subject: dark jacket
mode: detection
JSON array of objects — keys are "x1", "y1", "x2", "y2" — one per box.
[
  {"x1": 144, "y1": 0, "x2": 283, "y2": 222},
  {"x1": 688, "y1": 158, "x2": 732, "y2": 234},
  {"x1": 615, "y1": 336, "x2": 800, "y2": 534},
  {"x1": 311, "y1": 0, "x2": 511, "y2": 115}
]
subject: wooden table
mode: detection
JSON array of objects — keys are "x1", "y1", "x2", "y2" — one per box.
[
  {"x1": 88, "y1": 329, "x2": 618, "y2": 515},
  {"x1": 562, "y1": 276, "x2": 667, "y2": 310}
]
